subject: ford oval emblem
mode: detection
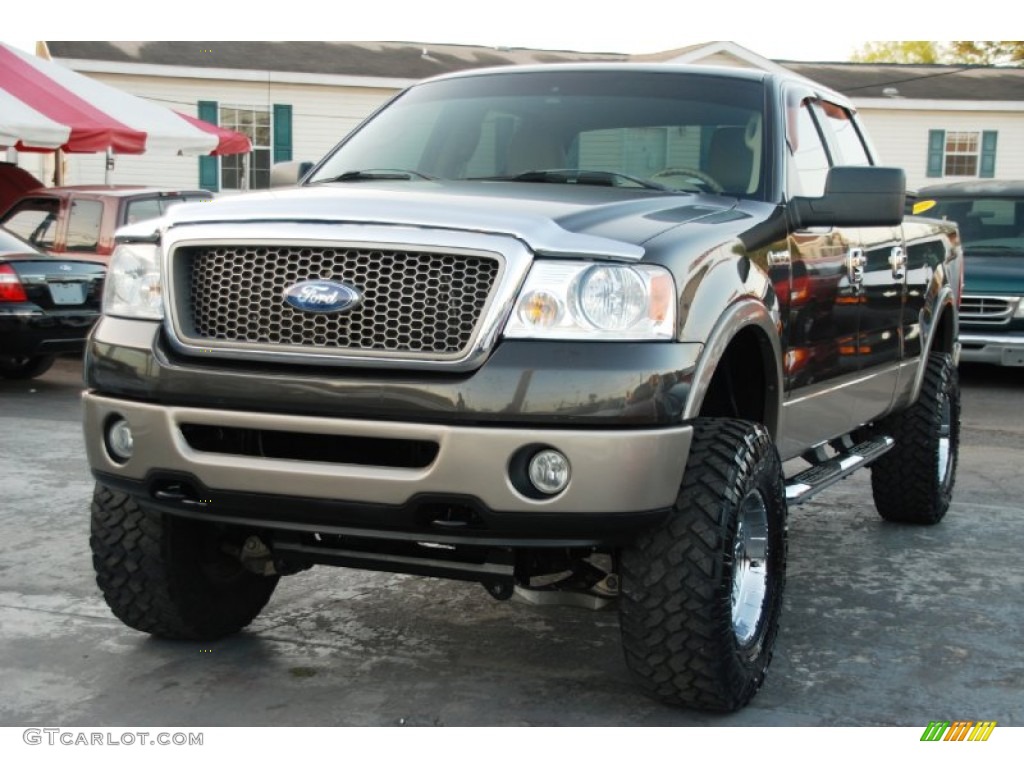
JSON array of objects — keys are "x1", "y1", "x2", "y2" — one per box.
[{"x1": 283, "y1": 280, "x2": 362, "y2": 314}]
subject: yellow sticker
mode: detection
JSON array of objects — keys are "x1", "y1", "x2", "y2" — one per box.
[{"x1": 913, "y1": 199, "x2": 937, "y2": 215}]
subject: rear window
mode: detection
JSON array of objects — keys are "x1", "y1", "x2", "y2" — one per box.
[
  {"x1": 928, "y1": 196, "x2": 1024, "y2": 252},
  {"x1": 2, "y1": 198, "x2": 60, "y2": 250},
  {"x1": 124, "y1": 194, "x2": 213, "y2": 225}
]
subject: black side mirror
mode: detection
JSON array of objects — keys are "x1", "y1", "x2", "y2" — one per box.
[{"x1": 790, "y1": 166, "x2": 906, "y2": 228}]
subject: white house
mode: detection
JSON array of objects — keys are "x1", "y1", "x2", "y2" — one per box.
[{"x1": 19, "y1": 40, "x2": 1024, "y2": 192}]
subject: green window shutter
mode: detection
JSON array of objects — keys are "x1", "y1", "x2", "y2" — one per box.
[
  {"x1": 926, "y1": 130, "x2": 945, "y2": 178},
  {"x1": 980, "y1": 131, "x2": 998, "y2": 178},
  {"x1": 198, "y1": 100, "x2": 220, "y2": 192},
  {"x1": 273, "y1": 104, "x2": 293, "y2": 163}
]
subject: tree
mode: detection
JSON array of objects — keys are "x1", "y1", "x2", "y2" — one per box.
[
  {"x1": 948, "y1": 41, "x2": 1024, "y2": 65},
  {"x1": 852, "y1": 41, "x2": 941, "y2": 64}
]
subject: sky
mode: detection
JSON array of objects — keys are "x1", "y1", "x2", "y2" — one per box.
[{"x1": 0, "y1": 0, "x2": 1010, "y2": 63}]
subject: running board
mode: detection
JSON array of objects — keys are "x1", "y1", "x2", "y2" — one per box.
[{"x1": 785, "y1": 435, "x2": 895, "y2": 504}]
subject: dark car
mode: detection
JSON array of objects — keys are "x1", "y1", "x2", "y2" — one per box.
[
  {"x1": 0, "y1": 185, "x2": 212, "y2": 262},
  {"x1": 919, "y1": 180, "x2": 1024, "y2": 366},
  {"x1": 0, "y1": 227, "x2": 105, "y2": 379}
]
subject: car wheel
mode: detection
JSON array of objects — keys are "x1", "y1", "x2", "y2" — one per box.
[
  {"x1": 90, "y1": 483, "x2": 279, "y2": 640},
  {"x1": 0, "y1": 354, "x2": 56, "y2": 380},
  {"x1": 619, "y1": 419, "x2": 787, "y2": 712},
  {"x1": 869, "y1": 352, "x2": 959, "y2": 524}
]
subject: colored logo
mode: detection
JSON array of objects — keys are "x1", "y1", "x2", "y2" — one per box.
[
  {"x1": 920, "y1": 721, "x2": 997, "y2": 742},
  {"x1": 283, "y1": 280, "x2": 362, "y2": 314}
]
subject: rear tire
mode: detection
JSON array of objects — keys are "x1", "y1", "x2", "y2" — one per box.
[
  {"x1": 619, "y1": 419, "x2": 787, "y2": 712},
  {"x1": 0, "y1": 354, "x2": 56, "y2": 379},
  {"x1": 869, "y1": 352, "x2": 959, "y2": 524},
  {"x1": 90, "y1": 483, "x2": 279, "y2": 640}
]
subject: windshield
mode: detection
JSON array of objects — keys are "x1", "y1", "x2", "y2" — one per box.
[
  {"x1": 309, "y1": 69, "x2": 768, "y2": 199},
  {"x1": 927, "y1": 196, "x2": 1024, "y2": 253}
]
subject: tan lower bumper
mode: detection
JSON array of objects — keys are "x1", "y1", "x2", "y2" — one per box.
[{"x1": 83, "y1": 393, "x2": 691, "y2": 514}]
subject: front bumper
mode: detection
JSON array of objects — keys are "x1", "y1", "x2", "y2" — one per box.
[
  {"x1": 84, "y1": 314, "x2": 702, "y2": 542},
  {"x1": 84, "y1": 393, "x2": 692, "y2": 543},
  {"x1": 959, "y1": 330, "x2": 1024, "y2": 367}
]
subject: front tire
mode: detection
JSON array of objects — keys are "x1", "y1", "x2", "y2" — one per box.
[
  {"x1": 90, "y1": 483, "x2": 279, "y2": 640},
  {"x1": 869, "y1": 352, "x2": 959, "y2": 524},
  {"x1": 619, "y1": 419, "x2": 787, "y2": 712}
]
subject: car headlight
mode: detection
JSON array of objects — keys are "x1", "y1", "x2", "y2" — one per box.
[
  {"x1": 1014, "y1": 298, "x2": 1024, "y2": 319},
  {"x1": 503, "y1": 262, "x2": 675, "y2": 340},
  {"x1": 103, "y1": 242, "x2": 163, "y2": 320}
]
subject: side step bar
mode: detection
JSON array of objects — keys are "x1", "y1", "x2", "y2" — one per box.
[{"x1": 785, "y1": 435, "x2": 894, "y2": 504}]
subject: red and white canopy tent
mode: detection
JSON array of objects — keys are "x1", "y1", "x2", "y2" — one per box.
[{"x1": 0, "y1": 42, "x2": 250, "y2": 182}]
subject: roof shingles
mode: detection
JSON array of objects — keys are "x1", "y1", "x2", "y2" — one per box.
[{"x1": 45, "y1": 41, "x2": 1024, "y2": 101}]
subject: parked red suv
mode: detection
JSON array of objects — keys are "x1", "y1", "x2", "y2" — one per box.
[{"x1": 0, "y1": 185, "x2": 212, "y2": 261}]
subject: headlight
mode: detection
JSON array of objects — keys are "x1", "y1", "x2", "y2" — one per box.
[
  {"x1": 1014, "y1": 298, "x2": 1024, "y2": 319},
  {"x1": 103, "y1": 242, "x2": 163, "y2": 319},
  {"x1": 503, "y1": 262, "x2": 675, "y2": 340}
]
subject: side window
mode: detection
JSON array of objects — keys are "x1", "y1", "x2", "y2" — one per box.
[
  {"x1": 125, "y1": 198, "x2": 162, "y2": 224},
  {"x1": 819, "y1": 102, "x2": 871, "y2": 166},
  {"x1": 788, "y1": 100, "x2": 830, "y2": 198},
  {"x1": 65, "y1": 199, "x2": 103, "y2": 252},
  {"x1": 1, "y1": 199, "x2": 60, "y2": 249}
]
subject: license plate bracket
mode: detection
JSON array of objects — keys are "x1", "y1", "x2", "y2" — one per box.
[{"x1": 49, "y1": 282, "x2": 86, "y2": 305}]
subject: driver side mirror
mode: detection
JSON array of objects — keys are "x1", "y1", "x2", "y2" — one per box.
[{"x1": 790, "y1": 166, "x2": 906, "y2": 228}]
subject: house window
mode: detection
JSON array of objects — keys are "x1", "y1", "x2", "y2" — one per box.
[
  {"x1": 943, "y1": 131, "x2": 979, "y2": 176},
  {"x1": 220, "y1": 106, "x2": 271, "y2": 190},
  {"x1": 927, "y1": 130, "x2": 998, "y2": 179}
]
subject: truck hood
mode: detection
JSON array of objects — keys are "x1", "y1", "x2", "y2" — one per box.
[
  {"x1": 963, "y1": 251, "x2": 1024, "y2": 295},
  {"x1": 158, "y1": 181, "x2": 739, "y2": 262}
]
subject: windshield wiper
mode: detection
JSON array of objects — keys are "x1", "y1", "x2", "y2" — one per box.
[
  {"x1": 470, "y1": 169, "x2": 671, "y2": 191},
  {"x1": 315, "y1": 169, "x2": 437, "y2": 183}
]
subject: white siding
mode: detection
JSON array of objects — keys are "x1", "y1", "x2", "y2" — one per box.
[
  {"x1": 19, "y1": 71, "x2": 399, "y2": 190},
  {"x1": 855, "y1": 108, "x2": 1024, "y2": 191}
]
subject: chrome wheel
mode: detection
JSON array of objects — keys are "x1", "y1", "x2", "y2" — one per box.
[
  {"x1": 937, "y1": 389, "x2": 952, "y2": 487},
  {"x1": 731, "y1": 489, "x2": 769, "y2": 646}
]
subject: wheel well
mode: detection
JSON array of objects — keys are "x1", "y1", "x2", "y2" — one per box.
[
  {"x1": 697, "y1": 327, "x2": 778, "y2": 436},
  {"x1": 931, "y1": 303, "x2": 956, "y2": 355}
]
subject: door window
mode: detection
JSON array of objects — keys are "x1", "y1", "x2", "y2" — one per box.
[
  {"x1": 1, "y1": 199, "x2": 60, "y2": 249},
  {"x1": 65, "y1": 199, "x2": 103, "y2": 252},
  {"x1": 788, "y1": 100, "x2": 830, "y2": 198}
]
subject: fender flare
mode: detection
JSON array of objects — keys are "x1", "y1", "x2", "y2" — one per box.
[
  {"x1": 681, "y1": 298, "x2": 784, "y2": 439},
  {"x1": 908, "y1": 285, "x2": 959, "y2": 404}
]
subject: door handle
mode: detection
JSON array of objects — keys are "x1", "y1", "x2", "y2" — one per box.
[
  {"x1": 847, "y1": 248, "x2": 866, "y2": 285},
  {"x1": 889, "y1": 246, "x2": 906, "y2": 280}
]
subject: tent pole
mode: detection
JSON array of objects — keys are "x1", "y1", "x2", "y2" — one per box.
[{"x1": 55, "y1": 149, "x2": 65, "y2": 185}]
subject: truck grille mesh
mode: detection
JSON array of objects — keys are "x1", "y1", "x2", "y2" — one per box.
[
  {"x1": 959, "y1": 295, "x2": 1016, "y2": 326},
  {"x1": 181, "y1": 245, "x2": 501, "y2": 355}
]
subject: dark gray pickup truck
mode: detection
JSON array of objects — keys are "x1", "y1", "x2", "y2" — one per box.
[{"x1": 83, "y1": 64, "x2": 961, "y2": 712}]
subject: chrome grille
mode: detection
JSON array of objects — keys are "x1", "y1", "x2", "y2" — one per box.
[
  {"x1": 960, "y1": 295, "x2": 1018, "y2": 326},
  {"x1": 181, "y1": 245, "x2": 501, "y2": 356}
]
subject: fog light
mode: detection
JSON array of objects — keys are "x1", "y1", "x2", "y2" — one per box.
[
  {"x1": 107, "y1": 418, "x2": 134, "y2": 462},
  {"x1": 528, "y1": 449, "x2": 570, "y2": 495}
]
